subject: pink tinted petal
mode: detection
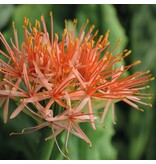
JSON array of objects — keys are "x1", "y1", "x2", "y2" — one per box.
[
  {"x1": 33, "y1": 61, "x2": 52, "y2": 90},
  {"x1": 75, "y1": 97, "x2": 89, "y2": 112},
  {"x1": 122, "y1": 98, "x2": 144, "y2": 112},
  {"x1": 0, "y1": 90, "x2": 27, "y2": 97},
  {"x1": 72, "y1": 120, "x2": 92, "y2": 147},
  {"x1": 43, "y1": 98, "x2": 54, "y2": 113},
  {"x1": 68, "y1": 90, "x2": 86, "y2": 100},
  {"x1": 70, "y1": 62, "x2": 86, "y2": 89},
  {"x1": 111, "y1": 103, "x2": 116, "y2": 124},
  {"x1": 3, "y1": 97, "x2": 9, "y2": 123},
  {"x1": 54, "y1": 73, "x2": 75, "y2": 94},
  {"x1": 10, "y1": 102, "x2": 25, "y2": 119},
  {"x1": 88, "y1": 98, "x2": 96, "y2": 129},
  {"x1": 65, "y1": 120, "x2": 71, "y2": 152},
  {"x1": 101, "y1": 99, "x2": 112, "y2": 123},
  {"x1": 23, "y1": 63, "x2": 31, "y2": 92}
]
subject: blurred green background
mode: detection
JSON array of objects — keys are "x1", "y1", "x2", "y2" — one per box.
[{"x1": 0, "y1": 4, "x2": 156, "y2": 160}]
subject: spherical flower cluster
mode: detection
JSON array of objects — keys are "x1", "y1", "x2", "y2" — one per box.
[{"x1": 0, "y1": 12, "x2": 153, "y2": 157}]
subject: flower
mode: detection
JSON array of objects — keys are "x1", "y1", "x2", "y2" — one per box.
[{"x1": 0, "y1": 12, "x2": 154, "y2": 157}]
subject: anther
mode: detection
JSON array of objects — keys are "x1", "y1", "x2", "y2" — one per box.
[
  {"x1": 124, "y1": 50, "x2": 131, "y2": 57},
  {"x1": 139, "y1": 108, "x2": 144, "y2": 112},
  {"x1": 55, "y1": 33, "x2": 59, "y2": 40},
  {"x1": 150, "y1": 77, "x2": 155, "y2": 81},
  {"x1": 146, "y1": 70, "x2": 150, "y2": 74},
  {"x1": 133, "y1": 60, "x2": 141, "y2": 65},
  {"x1": 66, "y1": 148, "x2": 69, "y2": 153}
]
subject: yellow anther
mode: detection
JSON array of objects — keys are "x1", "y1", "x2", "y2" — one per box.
[
  {"x1": 146, "y1": 85, "x2": 150, "y2": 89},
  {"x1": 73, "y1": 18, "x2": 78, "y2": 25},
  {"x1": 97, "y1": 35, "x2": 103, "y2": 44},
  {"x1": 28, "y1": 36, "x2": 33, "y2": 45},
  {"x1": 139, "y1": 108, "x2": 144, "y2": 112},
  {"x1": 11, "y1": 87, "x2": 16, "y2": 91},
  {"x1": 20, "y1": 98, "x2": 24, "y2": 102},
  {"x1": 86, "y1": 19, "x2": 89, "y2": 25},
  {"x1": 52, "y1": 52, "x2": 55, "y2": 58},
  {"x1": 66, "y1": 148, "x2": 69, "y2": 153},
  {"x1": 89, "y1": 24, "x2": 95, "y2": 32},
  {"x1": 3, "y1": 78, "x2": 7, "y2": 81},
  {"x1": 41, "y1": 15, "x2": 44, "y2": 21},
  {"x1": 24, "y1": 17, "x2": 28, "y2": 26},
  {"x1": 149, "y1": 104, "x2": 152, "y2": 108},
  {"x1": 24, "y1": 18, "x2": 29, "y2": 26},
  {"x1": 91, "y1": 40, "x2": 95, "y2": 47},
  {"x1": 55, "y1": 33, "x2": 59, "y2": 40},
  {"x1": 66, "y1": 156, "x2": 70, "y2": 160},
  {"x1": 124, "y1": 50, "x2": 131, "y2": 57},
  {"x1": 33, "y1": 27, "x2": 37, "y2": 34},
  {"x1": 98, "y1": 44, "x2": 102, "y2": 49},
  {"x1": 83, "y1": 19, "x2": 89, "y2": 29},
  {"x1": 63, "y1": 29, "x2": 67, "y2": 35},
  {"x1": 133, "y1": 60, "x2": 141, "y2": 65},
  {"x1": 50, "y1": 11, "x2": 52, "y2": 16},
  {"x1": 146, "y1": 70, "x2": 150, "y2": 74},
  {"x1": 123, "y1": 49, "x2": 128, "y2": 52},
  {"x1": 65, "y1": 19, "x2": 68, "y2": 28},
  {"x1": 35, "y1": 19, "x2": 38, "y2": 27},
  {"x1": 38, "y1": 21, "x2": 40, "y2": 30},
  {"x1": 150, "y1": 77, "x2": 155, "y2": 81}
]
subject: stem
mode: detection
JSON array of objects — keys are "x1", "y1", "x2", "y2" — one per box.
[{"x1": 37, "y1": 127, "x2": 54, "y2": 160}]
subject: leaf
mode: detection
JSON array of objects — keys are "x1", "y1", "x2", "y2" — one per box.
[
  {"x1": 0, "y1": 4, "x2": 14, "y2": 30},
  {"x1": 99, "y1": 4, "x2": 127, "y2": 54},
  {"x1": 128, "y1": 5, "x2": 156, "y2": 159},
  {"x1": 0, "y1": 99, "x2": 40, "y2": 159},
  {"x1": 37, "y1": 128, "x2": 54, "y2": 160}
]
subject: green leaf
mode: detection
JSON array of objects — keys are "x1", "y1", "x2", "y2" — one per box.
[
  {"x1": 99, "y1": 4, "x2": 127, "y2": 54},
  {"x1": 0, "y1": 4, "x2": 14, "y2": 30},
  {"x1": 128, "y1": 5, "x2": 156, "y2": 159},
  {"x1": 0, "y1": 99, "x2": 40, "y2": 159},
  {"x1": 37, "y1": 128, "x2": 54, "y2": 160}
]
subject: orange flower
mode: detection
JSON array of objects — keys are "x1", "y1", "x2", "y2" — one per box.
[{"x1": 0, "y1": 12, "x2": 154, "y2": 156}]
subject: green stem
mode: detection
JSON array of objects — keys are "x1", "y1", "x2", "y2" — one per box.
[{"x1": 37, "y1": 127, "x2": 54, "y2": 160}]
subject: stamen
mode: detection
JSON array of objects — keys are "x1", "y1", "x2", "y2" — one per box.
[{"x1": 50, "y1": 11, "x2": 54, "y2": 46}]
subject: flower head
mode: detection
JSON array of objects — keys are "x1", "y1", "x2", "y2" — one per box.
[{"x1": 0, "y1": 12, "x2": 154, "y2": 157}]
